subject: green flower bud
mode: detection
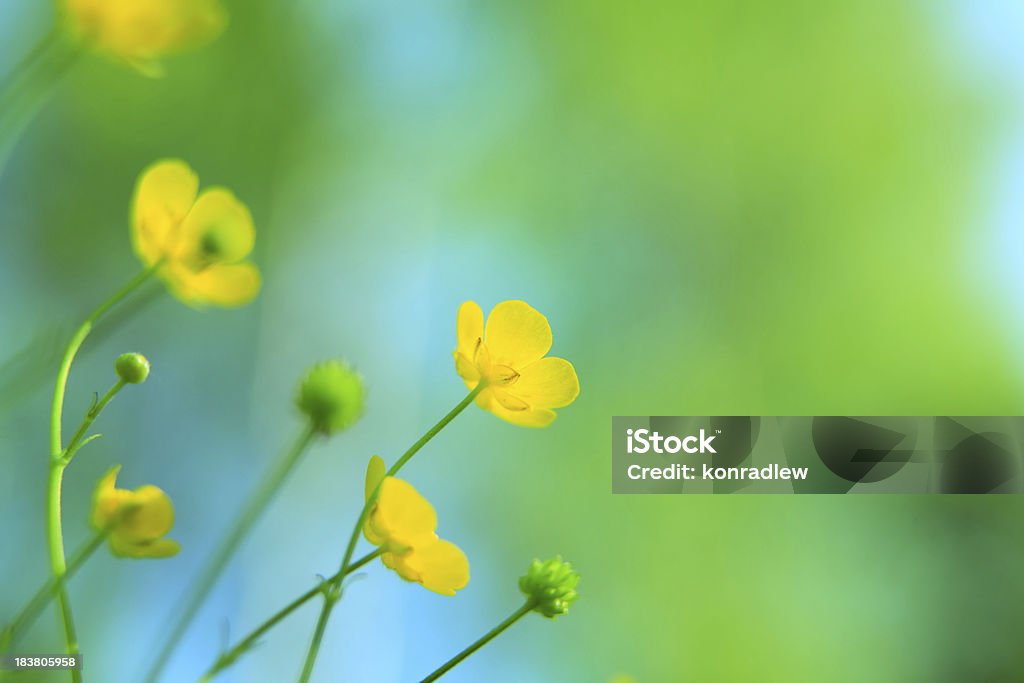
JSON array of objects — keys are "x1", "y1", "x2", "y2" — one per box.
[
  {"x1": 296, "y1": 360, "x2": 365, "y2": 434},
  {"x1": 115, "y1": 353, "x2": 150, "y2": 384},
  {"x1": 518, "y1": 556, "x2": 579, "y2": 618}
]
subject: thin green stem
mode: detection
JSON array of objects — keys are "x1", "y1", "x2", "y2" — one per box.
[
  {"x1": 145, "y1": 425, "x2": 320, "y2": 683},
  {"x1": 296, "y1": 592, "x2": 336, "y2": 683},
  {"x1": 387, "y1": 383, "x2": 486, "y2": 477},
  {"x1": 296, "y1": 384, "x2": 485, "y2": 683},
  {"x1": 1, "y1": 530, "x2": 107, "y2": 652},
  {"x1": 420, "y1": 601, "x2": 535, "y2": 682},
  {"x1": 62, "y1": 379, "x2": 126, "y2": 464},
  {"x1": 198, "y1": 548, "x2": 383, "y2": 683},
  {"x1": 0, "y1": 31, "x2": 82, "y2": 172},
  {"x1": 0, "y1": 28, "x2": 60, "y2": 103},
  {"x1": 46, "y1": 265, "x2": 159, "y2": 682}
]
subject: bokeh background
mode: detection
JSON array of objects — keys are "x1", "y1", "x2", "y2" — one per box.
[{"x1": 3, "y1": 1, "x2": 1024, "y2": 681}]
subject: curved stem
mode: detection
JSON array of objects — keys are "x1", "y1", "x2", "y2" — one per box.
[
  {"x1": 1, "y1": 531, "x2": 107, "y2": 652},
  {"x1": 50, "y1": 265, "x2": 161, "y2": 459},
  {"x1": 197, "y1": 548, "x2": 382, "y2": 682},
  {"x1": 296, "y1": 384, "x2": 485, "y2": 683},
  {"x1": 46, "y1": 265, "x2": 159, "y2": 681},
  {"x1": 145, "y1": 425, "x2": 320, "y2": 683},
  {"x1": 419, "y1": 602, "x2": 534, "y2": 682}
]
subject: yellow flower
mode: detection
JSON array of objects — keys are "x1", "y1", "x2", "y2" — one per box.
[
  {"x1": 91, "y1": 465, "x2": 180, "y2": 559},
  {"x1": 362, "y1": 456, "x2": 469, "y2": 596},
  {"x1": 132, "y1": 159, "x2": 260, "y2": 307},
  {"x1": 454, "y1": 300, "x2": 580, "y2": 427},
  {"x1": 60, "y1": 0, "x2": 227, "y2": 76}
]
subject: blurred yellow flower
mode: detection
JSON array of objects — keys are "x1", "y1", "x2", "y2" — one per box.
[
  {"x1": 132, "y1": 159, "x2": 260, "y2": 307},
  {"x1": 362, "y1": 456, "x2": 469, "y2": 596},
  {"x1": 60, "y1": 0, "x2": 227, "y2": 76},
  {"x1": 454, "y1": 300, "x2": 580, "y2": 427},
  {"x1": 91, "y1": 465, "x2": 180, "y2": 559}
]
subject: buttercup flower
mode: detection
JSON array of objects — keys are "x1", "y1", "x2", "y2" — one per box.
[
  {"x1": 60, "y1": 0, "x2": 227, "y2": 77},
  {"x1": 454, "y1": 300, "x2": 580, "y2": 427},
  {"x1": 362, "y1": 456, "x2": 469, "y2": 596},
  {"x1": 91, "y1": 465, "x2": 180, "y2": 559},
  {"x1": 132, "y1": 159, "x2": 260, "y2": 307}
]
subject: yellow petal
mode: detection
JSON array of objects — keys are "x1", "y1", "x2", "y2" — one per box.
[
  {"x1": 362, "y1": 457, "x2": 389, "y2": 545},
  {"x1": 91, "y1": 465, "x2": 126, "y2": 529},
  {"x1": 493, "y1": 389, "x2": 530, "y2": 412},
  {"x1": 131, "y1": 159, "x2": 198, "y2": 265},
  {"x1": 373, "y1": 477, "x2": 437, "y2": 548},
  {"x1": 66, "y1": 0, "x2": 227, "y2": 64},
  {"x1": 398, "y1": 539, "x2": 470, "y2": 596},
  {"x1": 109, "y1": 535, "x2": 181, "y2": 559},
  {"x1": 365, "y1": 455, "x2": 387, "y2": 502},
  {"x1": 453, "y1": 351, "x2": 480, "y2": 388},
  {"x1": 178, "y1": 187, "x2": 255, "y2": 264},
  {"x1": 117, "y1": 485, "x2": 175, "y2": 541},
  {"x1": 489, "y1": 403, "x2": 557, "y2": 428},
  {"x1": 484, "y1": 300, "x2": 552, "y2": 368},
  {"x1": 456, "y1": 301, "x2": 484, "y2": 358},
  {"x1": 509, "y1": 357, "x2": 580, "y2": 409},
  {"x1": 170, "y1": 261, "x2": 261, "y2": 307}
]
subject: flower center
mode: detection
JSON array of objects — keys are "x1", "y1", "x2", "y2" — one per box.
[
  {"x1": 199, "y1": 226, "x2": 230, "y2": 261},
  {"x1": 472, "y1": 339, "x2": 519, "y2": 385}
]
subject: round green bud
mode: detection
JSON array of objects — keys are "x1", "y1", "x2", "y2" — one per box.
[
  {"x1": 115, "y1": 353, "x2": 150, "y2": 384},
  {"x1": 518, "y1": 556, "x2": 580, "y2": 619},
  {"x1": 296, "y1": 360, "x2": 365, "y2": 435}
]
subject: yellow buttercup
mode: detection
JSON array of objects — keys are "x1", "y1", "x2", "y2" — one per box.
[
  {"x1": 132, "y1": 159, "x2": 260, "y2": 307},
  {"x1": 91, "y1": 465, "x2": 180, "y2": 559},
  {"x1": 60, "y1": 0, "x2": 227, "y2": 76},
  {"x1": 454, "y1": 300, "x2": 580, "y2": 427},
  {"x1": 362, "y1": 456, "x2": 469, "y2": 596}
]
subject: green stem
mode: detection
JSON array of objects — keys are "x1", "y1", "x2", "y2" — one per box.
[
  {"x1": 420, "y1": 602, "x2": 535, "y2": 682},
  {"x1": 387, "y1": 383, "x2": 485, "y2": 477},
  {"x1": 1, "y1": 531, "x2": 107, "y2": 653},
  {"x1": 46, "y1": 265, "x2": 159, "y2": 682},
  {"x1": 296, "y1": 384, "x2": 485, "y2": 683},
  {"x1": 62, "y1": 379, "x2": 127, "y2": 464},
  {"x1": 197, "y1": 548, "x2": 383, "y2": 683},
  {"x1": 145, "y1": 425, "x2": 320, "y2": 683},
  {"x1": 0, "y1": 28, "x2": 60, "y2": 97},
  {"x1": 0, "y1": 31, "x2": 82, "y2": 171}
]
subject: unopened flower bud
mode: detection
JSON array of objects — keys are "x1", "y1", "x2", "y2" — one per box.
[
  {"x1": 296, "y1": 360, "x2": 365, "y2": 434},
  {"x1": 115, "y1": 353, "x2": 150, "y2": 384},
  {"x1": 518, "y1": 556, "x2": 579, "y2": 618}
]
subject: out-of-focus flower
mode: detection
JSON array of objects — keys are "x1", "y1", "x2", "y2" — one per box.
[
  {"x1": 60, "y1": 0, "x2": 227, "y2": 76},
  {"x1": 91, "y1": 465, "x2": 180, "y2": 559},
  {"x1": 132, "y1": 159, "x2": 260, "y2": 307},
  {"x1": 519, "y1": 556, "x2": 579, "y2": 618},
  {"x1": 296, "y1": 361, "x2": 365, "y2": 435},
  {"x1": 454, "y1": 300, "x2": 579, "y2": 427},
  {"x1": 362, "y1": 456, "x2": 469, "y2": 596}
]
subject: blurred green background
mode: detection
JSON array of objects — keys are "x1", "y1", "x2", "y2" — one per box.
[{"x1": 3, "y1": 1, "x2": 1024, "y2": 681}]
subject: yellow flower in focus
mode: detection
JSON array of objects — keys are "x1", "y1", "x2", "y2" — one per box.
[
  {"x1": 362, "y1": 456, "x2": 469, "y2": 596},
  {"x1": 60, "y1": 0, "x2": 227, "y2": 76},
  {"x1": 132, "y1": 159, "x2": 260, "y2": 307},
  {"x1": 91, "y1": 465, "x2": 180, "y2": 559},
  {"x1": 454, "y1": 300, "x2": 580, "y2": 427}
]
